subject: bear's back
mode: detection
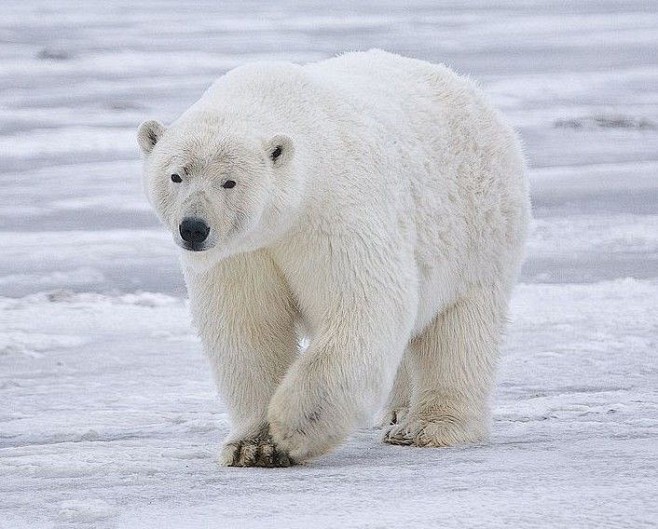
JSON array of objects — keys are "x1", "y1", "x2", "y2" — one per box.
[{"x1": 304, "y1": 50, "x2": 474, "y2": 109}]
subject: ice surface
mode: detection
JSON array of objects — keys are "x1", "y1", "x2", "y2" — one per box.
[{"x1": 1, "y1": 1, "x2": 657, "y2": 527}]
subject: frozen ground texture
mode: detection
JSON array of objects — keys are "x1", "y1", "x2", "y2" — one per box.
[{"x1": 1, "y1": 0, "x2": 657, "y2": 527}]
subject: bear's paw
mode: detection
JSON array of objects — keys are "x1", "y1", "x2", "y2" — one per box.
[
  {"x1": 383, "y1": 413, "x2": 487, "y2": 448},
  {"x1": 219, "y1": 426, "x2": 295, "y2": 468}
]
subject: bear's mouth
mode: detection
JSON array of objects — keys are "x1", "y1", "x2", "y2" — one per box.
[{"x1": 180, "y1": 241, "x2": 209, "y2": 252}]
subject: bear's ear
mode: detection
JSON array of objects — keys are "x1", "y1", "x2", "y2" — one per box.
[
  {"x1": 137, "y1": 120, "x2": 166, "y2": 154},
  {"x1": 265, "y1": 134, "x2": 294, "y2": 167}
]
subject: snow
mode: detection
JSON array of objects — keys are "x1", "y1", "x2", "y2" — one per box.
[{"x1": 1, "y1": 0, "x2": 657, "y2": 527}]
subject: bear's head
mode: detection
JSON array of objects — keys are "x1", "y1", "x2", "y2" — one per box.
[{"x1": 137, "y1": 113, "x2": 301, "y2": 268}]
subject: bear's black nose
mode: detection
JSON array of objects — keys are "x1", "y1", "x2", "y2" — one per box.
[{"x1": 179, "y1": 217, "x2": 210, "y2": 244}]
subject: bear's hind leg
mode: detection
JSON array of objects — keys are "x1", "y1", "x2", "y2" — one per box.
[
  {"x1": 380, "y1": 354, "x2": 411, "y2": 432},
  {"x1": 385, "y1": 284, "x2": 507, "y2": 447}
]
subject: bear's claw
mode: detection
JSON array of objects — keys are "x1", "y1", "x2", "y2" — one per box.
[
  {"x1": 383, "y1": 414, "x2": 486, "y2": 448},
  {"x1": 219, "y1": 428, "x2": 295, "y2": 468}
]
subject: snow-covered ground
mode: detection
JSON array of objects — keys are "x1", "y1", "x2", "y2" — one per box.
[{"x1": 2, "y1": 1, "x2": 657, "y2": 527}]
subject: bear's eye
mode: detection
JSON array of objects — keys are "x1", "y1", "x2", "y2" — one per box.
[
  {"x1": 271, "y1": 145, "x2": 282, "y2": 161},
  {"x1": 222, "y1": 180, "x2": 236, "y2": 189},
  {"x1": 171, "y1": 173, "x2": 182, "y2": 183}
]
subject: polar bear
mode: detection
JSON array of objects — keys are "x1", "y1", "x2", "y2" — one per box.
[{"x1": 137, "y1": 50, "x2": 530, "y2": 467}]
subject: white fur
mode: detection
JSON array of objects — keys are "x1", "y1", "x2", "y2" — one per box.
[{"x1": 138, "y1": 50, "x2": 530, "y2": 466}]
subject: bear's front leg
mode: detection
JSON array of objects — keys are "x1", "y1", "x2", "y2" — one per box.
[
  {"x1": 184, "y1": 252, "x2": 299, "y2": 467},
  {"x1": 267, "y1": 270, "x2": 416, "y2": 463}
]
